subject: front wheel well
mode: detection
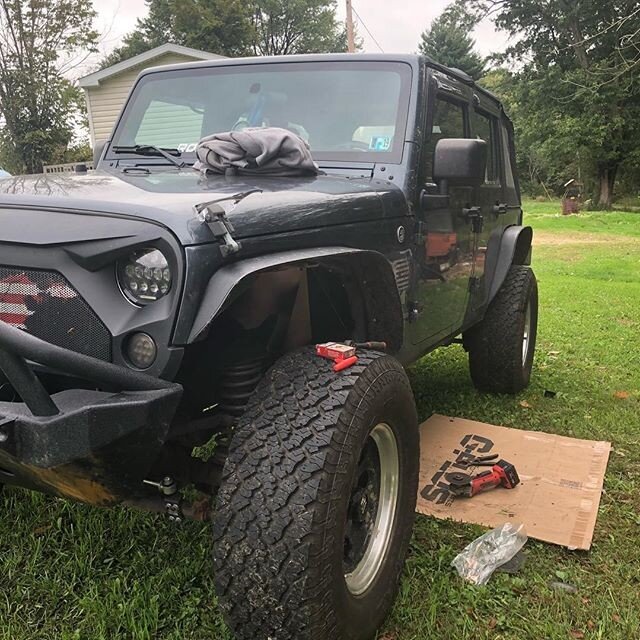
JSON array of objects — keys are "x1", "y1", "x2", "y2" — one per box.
[
  {"x1": 174, "y1": 252, "x2": 404, "y2": 418},
  {"x1": 152, "y1": 252, "x2": 405, "y2": 496}
]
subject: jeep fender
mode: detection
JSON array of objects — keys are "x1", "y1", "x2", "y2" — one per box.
[
  {"x1": 186, "y1": 247, "x2": 404, "y2": 351},
  {"x1": 486, "y1": 225, "x2": 533, "y2": 303}
]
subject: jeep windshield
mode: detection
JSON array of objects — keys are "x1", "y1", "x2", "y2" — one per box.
[{"x1": 108, "y1": 60, "x2": 412, "y2": 165}]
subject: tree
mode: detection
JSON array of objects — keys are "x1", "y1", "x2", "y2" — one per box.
[
  {"x1": 481, "y1": 68, "x2": 576, "y2": 198},
  {"x1": 464, "y1": 0, "x2": 640, "y2": 208},
  {"x1": 418, "y1": 6, "x2": 486, "y2": 79},
  {"x1": 101, "y1": 0, "x2": 253, "y2": 67},
  {"x1": 250, "y1": 0, "x2": 346, "y2": 55},
  {"x1": 102, "y1": 0, "x2": 347, "y2": 68},
  {"x1": 0, "y1": 0, "x2": 98, "y2": 174}
]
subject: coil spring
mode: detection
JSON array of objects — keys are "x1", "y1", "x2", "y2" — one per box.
[{"x1": 218, "y1": 355, "x2": 266, "y2": 416}]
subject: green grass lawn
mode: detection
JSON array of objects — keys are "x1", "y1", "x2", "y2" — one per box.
[{"x1": 1, "y1": 200, "x2": 639, "y2": 639}]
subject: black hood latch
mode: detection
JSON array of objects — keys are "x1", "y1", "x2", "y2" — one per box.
[
  {"x1": 194, "y1": 189, "x2": 262, "y2": 257},
  {"x1": 200, "y1": 208, "x2": 240, "y2": 257}
]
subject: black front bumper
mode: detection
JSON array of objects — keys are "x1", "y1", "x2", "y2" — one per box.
[{"x1": 0, "y1": 319, "x2": 182, "y2": 505}]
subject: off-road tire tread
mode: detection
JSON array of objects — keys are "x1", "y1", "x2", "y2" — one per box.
[
  {"x1": 466, "y1": 265, "x2": 538, "y2": 394},
  {"x1": 211, "y1": 347, "x2": 417, "y2": 640}
]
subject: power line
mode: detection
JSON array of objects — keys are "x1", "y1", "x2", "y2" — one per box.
[{"x1": 351, "y1": 4, "x2": 385, "y2": 53}]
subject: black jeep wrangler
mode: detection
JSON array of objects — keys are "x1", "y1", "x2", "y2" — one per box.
[{"x1": 0, "y1": 54, "x2": 536, "y2": 639}]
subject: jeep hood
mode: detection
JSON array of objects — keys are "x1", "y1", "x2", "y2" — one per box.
[{"x1": 0, "y1": 169, "x2": 407, "y2": 246}]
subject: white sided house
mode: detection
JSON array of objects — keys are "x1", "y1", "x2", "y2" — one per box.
[{"x1": 79, "y1": 43, "x2": 224, "y2": 147}]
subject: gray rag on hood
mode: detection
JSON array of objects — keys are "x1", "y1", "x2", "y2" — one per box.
[{"x1": 193, "y1": 127, "x2": 319, "y2": 177}]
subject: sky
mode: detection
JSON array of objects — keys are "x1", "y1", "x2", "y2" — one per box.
[{"x1": 89, "y1": 0, "x2": 510, "y2": 73}]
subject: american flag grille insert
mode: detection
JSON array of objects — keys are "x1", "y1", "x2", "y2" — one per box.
[{"x1": 0, "y1": 266, "x2": 112, "y2": 361}]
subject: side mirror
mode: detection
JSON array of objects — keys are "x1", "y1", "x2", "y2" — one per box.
[
  {"x1": 93, "y1": 140, "x2": 107, "y2": 168},
  {"x1": 433, "y1": 138, "x2": 487, "y2": 186}
]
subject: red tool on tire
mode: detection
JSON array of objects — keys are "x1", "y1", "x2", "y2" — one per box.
[{"x1": 316, "y1": 341, "x2": 387, "y2": 372}]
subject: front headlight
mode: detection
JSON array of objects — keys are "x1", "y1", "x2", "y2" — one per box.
[{"x1": 117, "y1": 248, "x2": 172, "y2": 305}]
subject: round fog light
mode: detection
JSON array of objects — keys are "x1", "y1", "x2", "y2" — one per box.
[{"x1": 127, "y1": 332, "x2": 157, "y2": 369}]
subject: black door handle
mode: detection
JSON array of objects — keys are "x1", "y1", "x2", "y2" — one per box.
[
  {"x1": 492, "y1": 203, "x2": 508, "y2": 215},
  {"x1": 461, "y1": 206, "x2": 483, "y2": 233}
]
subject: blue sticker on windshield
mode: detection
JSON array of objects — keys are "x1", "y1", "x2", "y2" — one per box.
[{"x1": 370, "y1": 136, "x2": 391, "y2": 151}]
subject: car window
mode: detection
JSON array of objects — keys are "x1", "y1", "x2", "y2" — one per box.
[
  {"x1": 425, "y1": 98, "x2": 466, "y2": 179},
  {"x1": 501, "y1": 123, "x2": 516, "y2": 189},
  {"x1": 472, "y1": 110, "x2": 499, "y2": 183},
  {"x1": 111, "y1": 61, "x2": 412, "y2": 163},
  {"x1": 135, "y1": 99, "x2": 205, "y2": 148}
]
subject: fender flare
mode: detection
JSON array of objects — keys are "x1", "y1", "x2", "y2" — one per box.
[
  {"x1": 186, "y1": 246, "x2": 404, "y2": 348},
  {"x1": 486, "y1": 225, "x2": 533, "y2": 303}
]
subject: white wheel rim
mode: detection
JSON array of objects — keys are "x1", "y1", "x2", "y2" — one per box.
[
  {"x1": 344, "y1": 422, "x2": 399, "y2": 596},
  {"x1": 522, "y1": 301, "x2": 532, "y2": 365}
]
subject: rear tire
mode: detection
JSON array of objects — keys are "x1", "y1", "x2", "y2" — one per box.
[
  {"x1": 212, "y1": 347, "x2": 419, "y2": 640},
  {"x1": 465, "y1": 265, "x2": 538, "y2": 394}
]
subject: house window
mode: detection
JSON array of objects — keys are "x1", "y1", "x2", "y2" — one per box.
[{"x1": 135, "y1": 99, "x2": 205, "y2": 149}]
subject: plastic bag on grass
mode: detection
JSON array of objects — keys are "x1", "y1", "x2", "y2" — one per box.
[{"x1": 451, "y1": 523, "x2": 527, "y2": 585}]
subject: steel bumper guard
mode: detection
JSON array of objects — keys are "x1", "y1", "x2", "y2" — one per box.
[{"x1": 0, "y1": 319, "x2": 182, "y2": 504}]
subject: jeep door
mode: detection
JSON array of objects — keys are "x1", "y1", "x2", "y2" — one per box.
[
  {"x1": 467, "y1": 94, "x2": 523, "y2": 316},
  {"x1": 405, "y1": 70, "x2": 475, "y2": 348}
]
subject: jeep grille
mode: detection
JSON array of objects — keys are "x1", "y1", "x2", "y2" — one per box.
[{"x1": 0, "y1": 266, "x2": 111, "y2": 361}]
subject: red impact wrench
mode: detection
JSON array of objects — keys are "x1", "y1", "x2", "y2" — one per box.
[{"x1": 447, "y1": 460, "x2": 520, "y2": 498}]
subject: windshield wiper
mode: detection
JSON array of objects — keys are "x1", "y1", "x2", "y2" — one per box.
[{"x1": 112, "y1": 144, "x2": 186, "y2": 168}]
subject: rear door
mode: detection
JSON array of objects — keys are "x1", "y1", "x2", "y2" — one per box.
[{"x1": 468, "y1": 94, "x2": 522, "y2": 314}]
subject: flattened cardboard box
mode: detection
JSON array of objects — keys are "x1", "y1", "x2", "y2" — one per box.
[{"x1": 416, "y1": 415, "x2": 611, "y2": 550}]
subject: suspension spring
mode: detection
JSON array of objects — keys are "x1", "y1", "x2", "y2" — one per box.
[{"x1": 218, "y1": 355, "x2": 266, "y2": 416}]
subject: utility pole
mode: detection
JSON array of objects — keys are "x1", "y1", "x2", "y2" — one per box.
[{"x1": 346, "y1": 0, "x2": 355, "y2": 53}]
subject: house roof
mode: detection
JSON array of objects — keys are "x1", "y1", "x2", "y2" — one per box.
[{"x1": 78, "y1": 43, "x2": 224, "y2": 88}]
